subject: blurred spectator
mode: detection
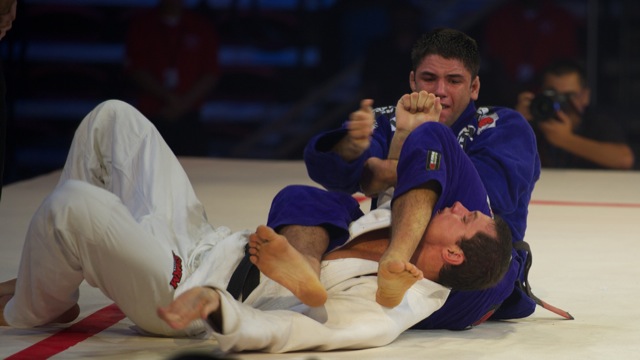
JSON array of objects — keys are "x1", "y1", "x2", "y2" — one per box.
[
  {"x1": 482, "y1": 0, "x2": 582, "y2": 106},
  {"x1": 124, "y1": 0, "x2": 219, "y2": 156},
  {"x1": 515, "y1": 59, "x2": 635, "y2": 169},
  {"x1": 0, "y1": 0, "x2": 16, "y2": 200}
]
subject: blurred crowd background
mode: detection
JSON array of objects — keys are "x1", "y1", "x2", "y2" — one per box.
[{"x1": 1, "y1": 0, "x2": 638, "y2": 183}]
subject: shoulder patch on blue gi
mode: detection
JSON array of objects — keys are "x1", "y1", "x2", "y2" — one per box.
[
  {"x1": 476, "y1": 107, "x2": 499, "y2": 135},
  {"x1": 426, "y1": 150, "x2": 442, "y2": 171}
]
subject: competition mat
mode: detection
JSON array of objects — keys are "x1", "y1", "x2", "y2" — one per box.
[{"x1": 2, "y1": 158, "x2": 640, "y2": 359}]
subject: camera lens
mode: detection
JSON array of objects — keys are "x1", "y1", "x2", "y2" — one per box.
[{"x1": 530, "y1": 90, "x2": 560, "y2": 122}]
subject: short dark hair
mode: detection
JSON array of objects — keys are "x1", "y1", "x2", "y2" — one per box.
[
  {"x1": 410, "y1": 28, "x2": 481, "y2": 79},
  {"x1": 542, "y1": 59, "x2": 588, "y2": 88},
  {"x1": 437, "y1": 215, "x2": 512, "y2": 291}
]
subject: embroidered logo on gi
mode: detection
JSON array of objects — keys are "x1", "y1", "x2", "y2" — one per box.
[
  {"x1": 457, "y1": 125, "x2": 476, "y2": 150},
  {"x1": 476, "y1": 107, "x2": 499, "y2": 135},
  {"x1": 170, "y1": 252, "x2": 183, "y2": 289},
  {"x1": 426, "y1": 150, "x2": 442, "y2": 171}
]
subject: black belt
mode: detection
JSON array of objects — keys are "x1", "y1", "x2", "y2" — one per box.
[
  {"x1": 513, "y1": 240, "x2": 573, "y2": 320},
  {"x1": 208, "y1": 245, "x2": 260, "y2": 333},
  {"x1": 226, "y1": 244, "x2": 260, "y2": 301}
]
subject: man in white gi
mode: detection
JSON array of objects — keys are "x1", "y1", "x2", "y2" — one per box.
[{"x1": 0, "y1": 100, "x2": 511, "y2": 353}]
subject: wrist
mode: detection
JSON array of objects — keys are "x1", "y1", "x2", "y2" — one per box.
[{"x1": 334, "y1": 138, "x2": 366, "y2": 162}]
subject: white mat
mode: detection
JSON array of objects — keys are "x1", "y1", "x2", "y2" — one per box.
[{"x1": 2, "y1": 158, "x2": 640, "y2": 359}]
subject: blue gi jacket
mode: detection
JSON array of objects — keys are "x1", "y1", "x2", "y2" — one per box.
[{"x1": 304, "y1": 102, "x2": 541, "y2": 328}]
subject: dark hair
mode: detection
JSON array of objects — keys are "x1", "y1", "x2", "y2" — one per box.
[
  {"x1": 437, "y1": 215, "x2": 512, "y2": 291},
  {"x1": 410, "y1": 28, "x2": 481, "y2": 79},
  {"x1": 542, "y1": 59, "x2": 588, "y2": 88}
]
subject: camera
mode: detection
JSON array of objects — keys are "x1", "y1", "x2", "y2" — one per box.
[{"x1": 529, "y1": 90, "x2": 572, "y2": 122}]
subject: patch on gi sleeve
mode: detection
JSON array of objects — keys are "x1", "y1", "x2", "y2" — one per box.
[{"x1": 426, "y1": 150, "x2": 442, "y2": 171}]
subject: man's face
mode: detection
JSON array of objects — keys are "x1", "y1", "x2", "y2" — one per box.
[
  {"x1": 424, "y1": 201, "x2": 496, "y2": 247},
  {"x1": 410, "y1": 54, "x2": 480, "y2": 127},
  {"x1": 543, "y1": 72, "x2": 590, "y2": 120}
]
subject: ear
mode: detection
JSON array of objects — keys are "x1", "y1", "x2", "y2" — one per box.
[
  {"x1": 442, "y1": 246, "x2": 464, "y2": 266},
  {"x1": 470, "y1": 76, "x2": 480, "y2": 101},
  {"x1": 409, "y1": 71, "x2": 416, "y2": 92}
]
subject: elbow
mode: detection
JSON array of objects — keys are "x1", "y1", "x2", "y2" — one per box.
[{"x1": 615, "y1": 148, "x2": 635, "y2": 170}]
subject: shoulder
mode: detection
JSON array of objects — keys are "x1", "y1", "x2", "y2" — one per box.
[
  {"x1": 476, "y1": 106, "x2": 526, "y2": 123},
  {"x1": 475, "y1": 106, "x2": 531, "y2": 132}
]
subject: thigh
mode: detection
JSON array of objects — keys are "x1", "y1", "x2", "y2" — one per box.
[
  {"x1": 267, "y1": 185, "x2": 364, "y2": 251},
  {"x1": 12, "y1": 180, "x2": 193, "y2": 336},
  {"x1": 59, "y1": 100, "x2": 213, "y2": 253}
]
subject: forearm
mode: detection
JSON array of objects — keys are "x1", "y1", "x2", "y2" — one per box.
[
  {"x1": 386, "y1": 185, "x2": 438, "y2": 261},
  {"x1": 559, "y1": 134, "x2": 635, "y2": 169},
  {"x1": 358, "y1": 130, "x2": 407, "y2": 197},
  {"x1": 388, "y1": 130, "x2": 410, "y2": 160}
]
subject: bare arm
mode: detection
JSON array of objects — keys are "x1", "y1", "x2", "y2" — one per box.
[
  {"x1": 360, "y1": 91, "x2": 441, "y2": 198},
  {"x1": 539, "y1": 111, "x2": 635, "y2": 169},
  {"x1": 375, "y1": 181, "x2": 440, "y2": 307},
  {"x1": 386, "y1": 184, "x2": 439, "y2": 260}
]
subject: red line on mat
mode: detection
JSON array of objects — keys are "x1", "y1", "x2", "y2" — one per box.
[
  {"x1": 6, "y1": 303, "x2": 125, "y2": 360},
  {"x1": 530, "y1": 199, "x2": 640, "y2": 208}
]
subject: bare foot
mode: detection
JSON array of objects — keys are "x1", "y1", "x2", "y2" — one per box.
[
  {"x1": 157, "y1": 287, "x2": 221, "y2": 330},
  {"x1": 248, "y1": 225, "x2": 327, "y2": 307},
  {"x1": 376, "y1": 260, "x2": 423, "y2": 308}
]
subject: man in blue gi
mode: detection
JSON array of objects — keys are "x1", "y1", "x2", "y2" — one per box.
[
  {"x1": 157, "y1": 120, "x2": 515, "y2": 352},
  {"x1": 301, "y1": 28, "x2": 547, "y2": 329}
]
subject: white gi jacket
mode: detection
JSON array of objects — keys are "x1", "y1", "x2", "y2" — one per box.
[{"x1": 181, "y1": 203, "x2": 450, "y2": 353}]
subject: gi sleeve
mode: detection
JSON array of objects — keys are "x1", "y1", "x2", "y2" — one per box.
[{"x1": 304, "y1": 114, "x2": 394, "y2": 194}]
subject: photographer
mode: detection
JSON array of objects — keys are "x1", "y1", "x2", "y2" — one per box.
[{"x1": 516, "y1": 59, "x2": 635, "y2": 169}]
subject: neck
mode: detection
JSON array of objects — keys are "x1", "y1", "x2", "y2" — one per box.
[
  {"x1": 323, "y1": 228, "x2": 390, "y2": 261},
  {"x1": 411, "y1": 244, "x2": 443, "y2": 282}
]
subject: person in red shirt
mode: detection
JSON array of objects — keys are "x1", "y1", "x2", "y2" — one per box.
[
  {"x1": 125, "y1": 0, "x2": 219, "y2": 156},
  {"x1": 482, "y1": 0, "x2": 582, "y2": 106}
]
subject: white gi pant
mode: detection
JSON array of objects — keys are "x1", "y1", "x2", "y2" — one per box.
[
  {"x1": 180, "y1": 202, "x2": 451, "y2": 353},
  {"x1": 3, "y1": 100, "x2": 245, "y2": 336}
]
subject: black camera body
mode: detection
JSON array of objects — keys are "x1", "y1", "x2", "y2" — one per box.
[{"x1": 529, "y1": 90, "x2": 571, "y2": 122}]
